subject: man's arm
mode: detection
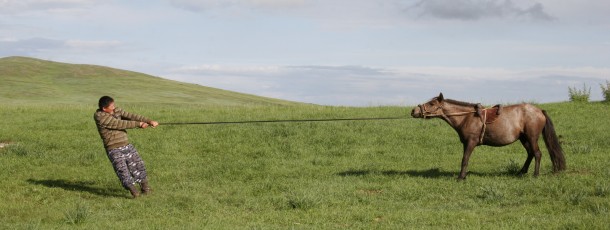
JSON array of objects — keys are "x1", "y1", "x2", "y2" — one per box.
[
  {"x1": 117, "y1": 108, "x2": 158, "y2": 127},
  {"x1": 116, "y1": 108, "x2": 152, "y2": 123},
  {"x1": 95, "y1": 112, "x2": 141, "y2": 130}
]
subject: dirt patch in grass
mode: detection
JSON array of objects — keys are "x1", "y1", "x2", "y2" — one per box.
[{"x1": 0, "y1": 141, "x2": 14, "y2": 149}]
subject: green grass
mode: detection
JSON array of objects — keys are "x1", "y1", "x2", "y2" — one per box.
[
  {"x1": 1, "y1": 102, "x2": 609, "y2": 229},
  {"x1": 1, "y1": 57, "x2": 609, "y2": 228}
]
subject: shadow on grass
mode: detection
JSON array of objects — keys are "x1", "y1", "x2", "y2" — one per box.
[
  {"x1": 27, "y1": 179, "x2": 126, "y2": 198},
  {"x1": 337, "y1": 168, "x2": 514, "y2": 179}
]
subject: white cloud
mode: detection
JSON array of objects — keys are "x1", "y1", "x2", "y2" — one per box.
[
  {"x1": 392, "y1": 66, "x2": 610, "y2": 80},
  {"x1": 536, "y1": 0, "x2": 610, "y2": 25},
  {"x1": 164, "y1": 64, "x2": 610, "y2": 105},
  {"x1": 167, "y1": 0, "x2": 557, "y2": 27},
  {"x1": 170, "y1": 64, "x2": 283, "y2": 76},
  {"x1": 407, "y1": 0, "x2": 553, "y2": 21},
  {"x1": 64, "y1": 40, "x2": 124, "y2": 50},
  {"x1": 0, "y1": 37, "x2": 128, "y2": 56},
  {"x1": 287, "y1": 65, "x2": 391, "y2": 76},
  {"x1": 169, "y1": 0, "x2": 307, "y2": 12},
  {"x1": 248, "y1": 0, "x2": 307, "y2": 8},
  {"x1": 0, "y1": 0, "x2": 98, "y2": 14},
  {"x1": 0, "y1": 37, "x2": 64, "y2": 55}
]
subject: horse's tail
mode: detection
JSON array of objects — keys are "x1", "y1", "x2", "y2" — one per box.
[{"x1": 542, "y1": 110, "x2": 566, "y2": 172}]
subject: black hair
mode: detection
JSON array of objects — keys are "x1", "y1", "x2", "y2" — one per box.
[{"x1": 98, "y1": 96, "x2": 114, "y2": 110}]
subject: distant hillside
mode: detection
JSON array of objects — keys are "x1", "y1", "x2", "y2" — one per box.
[{"x1": 0, "y1": 56, "x2": 299, "y2": 106}]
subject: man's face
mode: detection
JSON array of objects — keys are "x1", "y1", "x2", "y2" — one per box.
[{"x1": 103, "y1": 102, "x2": 115, "y2": 114}]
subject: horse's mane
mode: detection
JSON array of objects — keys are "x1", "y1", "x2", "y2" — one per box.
[{"x1": 441, "y1": 98, "x2": 479, "y2": 107}]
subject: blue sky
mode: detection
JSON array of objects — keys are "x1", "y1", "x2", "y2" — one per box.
[{"x1": 1, "y1": 0, "x2": 609, "y2": 105}]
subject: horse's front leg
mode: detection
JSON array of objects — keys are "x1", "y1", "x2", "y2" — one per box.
[{"x1": 458, "y1": 139, "x2": 478, "y2": 180}]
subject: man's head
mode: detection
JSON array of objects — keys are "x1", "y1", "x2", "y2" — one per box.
[{"x1": 98, "y1": 96, "x2": 115, "y2": 113}]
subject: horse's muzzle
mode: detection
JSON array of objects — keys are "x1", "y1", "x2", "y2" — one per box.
[{"x1": 411, "y1": 106, "x2": 422, "y2": 118}]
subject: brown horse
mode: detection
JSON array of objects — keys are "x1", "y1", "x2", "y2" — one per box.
[{"x1": 411, "y1": 93, "x2": 566, "y2": 180}]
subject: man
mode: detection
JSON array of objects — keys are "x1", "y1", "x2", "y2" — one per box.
[{"x1": 94, "y1": 96, "x2": 159, "y2": 198}]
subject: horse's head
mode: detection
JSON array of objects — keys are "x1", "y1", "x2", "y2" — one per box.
[{"x1": 411, "y1": 93, "x2": 445, "y2": 119}]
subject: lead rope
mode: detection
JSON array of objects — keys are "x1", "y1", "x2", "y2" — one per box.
[
  {"x1": 162, "y1": 116, "x2": 408, "y2": 125},
  {"x1": 479, "y1": 109, "x2": 487, "y2": 144}
]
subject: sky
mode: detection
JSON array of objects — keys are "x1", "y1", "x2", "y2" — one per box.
[{"x1": 1, "y1": 0, "x2": 609, "y2": 106}]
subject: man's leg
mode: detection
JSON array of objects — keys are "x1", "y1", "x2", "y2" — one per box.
[
  {"x1": 107, "y1": 147, "x2": 139, "y2": 198},
  {"x1": 124, "y1": 144, "x2": 151, "y2": 195}
]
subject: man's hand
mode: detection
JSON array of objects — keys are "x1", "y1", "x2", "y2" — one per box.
[
  {"x1": 139, "y1": 122, "x2": 149, "y2": 129},
  {"x1": 149, "y1": 121, "x2": 159, "y2": 128}
]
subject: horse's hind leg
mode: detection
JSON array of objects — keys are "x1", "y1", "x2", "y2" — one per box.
[
  {"x1": 518, "y1": 136, "x2": 534, "y2": 175},
  {"x1": 526, "y1": 135, "x2": 543, "y2": 177},
  {"x1": 532, "y1": 144, "x2": 542, "y2": 177}
]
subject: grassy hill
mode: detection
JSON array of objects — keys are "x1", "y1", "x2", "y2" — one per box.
[
  {"x1": 0, "y1": 56, "x2": 298, "y2": 106},
  {"x1": 1, "y1": 56, "x2": 609, "y2": 229}
]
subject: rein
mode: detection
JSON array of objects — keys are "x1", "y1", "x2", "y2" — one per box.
[
  {"x1": 419, "y1": 103, "x2": 476, "y2": 119},
  {"x1": 419, "y1": 103, "x2": 488, "y2": 144}
]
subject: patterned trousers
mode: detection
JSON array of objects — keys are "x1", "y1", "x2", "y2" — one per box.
[{"x1": 106, "y1": 144, "x2": 148, "y2": 189}]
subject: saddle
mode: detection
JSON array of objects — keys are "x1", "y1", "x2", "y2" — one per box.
[{"x1": 476, "y1": 104, "x2": 502, "y2": 124}]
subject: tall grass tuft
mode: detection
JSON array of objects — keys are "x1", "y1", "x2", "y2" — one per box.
[
  {"x1": 568, "y1": 83, "x2": 591, "y2": 102},
  {"x1": 478, "y1": 185, "x2": 504, "y2": 202},
  {"x1": 64, "y1": 203, "x2": 91, "y2": 225},
  {"x1": 568, "y1": 192, "x2": 586, "y2": 205},
  {"x1": 594, "y1": 183, "x2": 608, "y2": 197},
  {"x1": 285, "y1": 192, "x2": 321, "y2": 211},
  {"x1": 568, "y1": 83, "x2": 591, "y2": 103},
  {"x1": 600, "y1": 80, "x2": 610, "y2": 102},
  {"x1": 586, "y1": 201, "x2": 609, "y2": 215},
  {"x1": 504, "y1": 159, "x2": 521, "y2": 175},
  {"x1": 568, "y1": 145, "x2": 593, "y2": 154},
  {"x1": 7, "y1": 144, "x2": 29, "y2": 156}
]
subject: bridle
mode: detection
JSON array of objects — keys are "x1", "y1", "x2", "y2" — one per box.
[
  {"x1": 419, "y1": 101, "x2": 489, "y2": 144},
  {"x1": 418, "y1": 103, "x2": 442, "y2": 119},
  {"x1": 418, "y1": 102, "x2": 476, "y2": 119}
]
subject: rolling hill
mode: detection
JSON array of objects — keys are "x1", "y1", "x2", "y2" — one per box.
[
  {"x1": 2, "y1": 57, "x2": 610, "y2": 229},
  {"x1": 0, "y1": 56, "x2": 299, "y2": 106}
]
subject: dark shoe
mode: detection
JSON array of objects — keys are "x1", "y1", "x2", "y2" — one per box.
[
  {"x1": 140, "y1": 181, "x2": 151, "y2": 195},
  {"x1": 128, "y1": 185, "x2": 140, "y2": 198}
]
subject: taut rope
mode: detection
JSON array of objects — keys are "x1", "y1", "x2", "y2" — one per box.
[{"x1": 162, "y1": 116, "x2": 407, "y2": 126}]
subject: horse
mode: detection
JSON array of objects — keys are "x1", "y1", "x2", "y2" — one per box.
[{"x1": 411, "y1": 93, "x2": 566, "y2": 180}]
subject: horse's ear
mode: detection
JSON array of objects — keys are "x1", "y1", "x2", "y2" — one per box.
[{"x1": 438, "y1": 93, "x2": 444, "y2": 101}]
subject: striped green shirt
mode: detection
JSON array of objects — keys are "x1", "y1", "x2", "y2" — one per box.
[{"x1": 94, "y1": 108, "x2": 151, "y2": 150}]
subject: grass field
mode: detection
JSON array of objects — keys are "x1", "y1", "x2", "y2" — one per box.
[
  {"x1": 1, "y1": 57, "x2": 610, "y2": 229},
  {"x1": 1, "y1": 101, "x2": 609, "y2": 229}
]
